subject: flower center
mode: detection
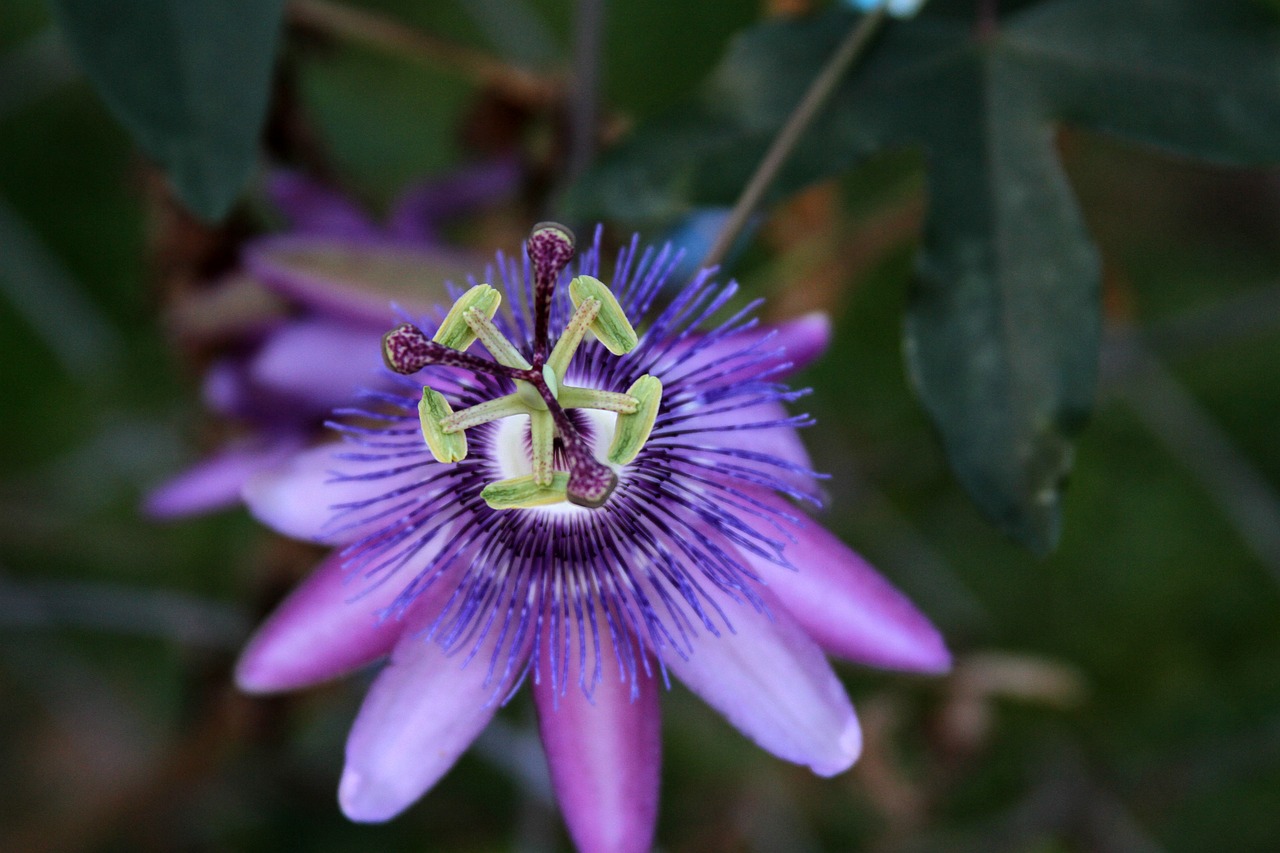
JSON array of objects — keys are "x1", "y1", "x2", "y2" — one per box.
[{"x1": 379, "y1": 223, "x2": 663, "y2": 511}]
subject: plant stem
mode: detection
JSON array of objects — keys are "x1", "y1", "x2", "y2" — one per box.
[
  {"x1": 290, "y1": 0, "x2": 560, "y2": 106},
  {"x1": 566, "y1": 0, "x2": 605, "y2": 185},
  {"x1": 700, "y1": 7, "x2": 888, "y2": 272}
]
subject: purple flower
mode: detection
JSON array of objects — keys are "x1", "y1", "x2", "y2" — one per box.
[
  {"x1": 144, "y1": 160, "x2": 519, "y2": 519},
  {"x1": 236, "y1": 224, "x2": 950, "y2": 852}
]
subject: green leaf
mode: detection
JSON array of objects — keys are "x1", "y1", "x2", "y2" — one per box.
[
  {"x1": 51, "y1": 0, "x2": 286, "y2": 220},
  {"x1": 568, "y1": 0, "x2": 1280, "y2": 552}
]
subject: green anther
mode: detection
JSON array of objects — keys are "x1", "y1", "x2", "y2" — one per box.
[
  {"x1": 482, "y1": 471, "x2": 570, "y2": 510},
  {"x1": 547, "y1": 297, "x2": 601, "y2": 377},
  {"x1": 608, "y1": 374, "x2": 662, "y2": 465},
  {"x1": 569, "y1": 276, "x2": 638, "y2": 355},
  {"x1": 530, "y1": 409, "x2": 555, "y2": 486},
  {"x1": 464, "y1": 307, "x2": 532, "y2": 369},
  {"x1": 432, "y1": 284, "x2": 501, "y2": 351},
  {"x1": 440, "y1": 393, "x2": 528, "y2": 432},
  {"x1": 419, "y1": 387, "x2": 468, "y2": 463},
  {"x1": 559, "y1": 386, "x2": 638, "y2": 414}
]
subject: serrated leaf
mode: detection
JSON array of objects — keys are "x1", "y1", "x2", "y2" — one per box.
[
  {"x1": 568, "y1": 0, "x2": 1280, "y2": 552},
  {"x1": 52, "y1": 0, "x2": 286, "y2": 221}
]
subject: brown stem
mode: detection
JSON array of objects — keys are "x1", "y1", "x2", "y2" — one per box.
[
  {"x1": 289, "y1": 0, "x2": 562, "y2": 107},
  {"x1": 700, "y1": 7, "x2": 889, "y2": 272}
]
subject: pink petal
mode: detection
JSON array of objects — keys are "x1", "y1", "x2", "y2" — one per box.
[
  {"x1": 249, "y1": 317, "x2": 387, "y2": 411},
  {"x1": 339, "y1": 626, "x2": 524, "y2": 822},
  {"x1": 244, "y1": 235, "x2": 476, "y2": 326},
  {"x1": 663, "y1": 584, "x2": 861, "y2": 777},
  {"x1": 674, "y1": 398, "x2": 818, "y2": 499},
  {"x1": 264, "y1": 170, "x2": 380, "y2": 239},
  {"x1": 143, "y1": 441, "x2": 300, "y2": 519},
  {"x1": 235, "y1": 547, "x2": 420, "y2": 693},
  {"x1": 658, "y1": 312, "x2": 832, "y2": 383},
  {"x1": 744, "y1": 495, "x2": 952, "y2": 674},
  {"x1": 534, "y1": 641, "x2": 661, "y2": 853},
  {"x1": 387, "y1": 157, "x2": 521, "y2": 243},
  {"x1": 242, "y1": 443, "x2": 435, "y2": 545},
  {"x1": 762, "y1": 312, "x2": 831, "y2": 375}
]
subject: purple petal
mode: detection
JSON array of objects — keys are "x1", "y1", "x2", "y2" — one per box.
[
  {"x1": 665, "y1": 312, "x2": 831, "y2": 382},
  {"x1": 235, "y1": 547, "x2": 432, "y2": 693},
  {"x1": 249, "y1": 318, "x2": 387, "y2": 413},
  {"x1": 745, "y1": 494, "x2": 952, "y2": 674},
  {"x1": 265, "y1": 170, "x2": 381, "y2": 238},
  {"x1": 691, "y1": 398, "x2": 818, "y2": 499},
  {"x1": 339, "y1": 627, "x2": 521, "y2": 822},
  {"x1": 758, "y1": 312, "x2": 831, "y2": 375},
  {"x1": 242, "y1": 443, "x2": 433, "y2": 545},
  {"x1": 201, "y1": 357, "x2": 257, "y2": 419},
  {"x1": 143, "y1": 440, "x2": 300, "y2": 519},
  {"x1": 663, "y1": 584, "x2": 861, "y2": 777},
  {"x1": 244, "y1": 235, "x2": 479, "y2": 326},
  {"x1": 534, "y1": 645, "x2": 661, "y2": 853},
  {"x1": 387, "y1": 157, "x2": 521, "y2": 243}
]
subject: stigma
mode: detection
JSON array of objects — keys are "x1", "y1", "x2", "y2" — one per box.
[{"x1": 380, "y1": 223, "x2": 662, "y2": 511}]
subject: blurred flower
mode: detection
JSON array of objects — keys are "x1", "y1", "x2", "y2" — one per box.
[
  {"x1": 235, "y1": 223, "x2": 950, "y2": 852},
  {"x1": 144, "y1": 159, "x2": 519, "y2": 518}
]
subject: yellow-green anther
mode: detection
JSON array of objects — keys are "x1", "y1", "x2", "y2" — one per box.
[
  {"x1": 432, "y1": 284, "x2": 501, "y2": 351},
  {"x1": 440, "y1": 393, "x2": 528, "y2": 432},
  {"x1": 608, "y1": 374, "x2": 662, "y2": 465},
  {"x1": 569, "y1": 276, "x2": 638, "y2": 355},
  {"x1": 547, "y1": 297, "x2": 601, "y2": 377},
  {"x1": 559, "y1": 386, "x2": 638, "y2": 414},
  {"x1": 419, "y1": 387, "x2": 468, "y2": 463},
  {"x1": 463, "y1": 307, "x2": 532, "y2": 369},
  {"x1": 530, "y1": 409, "x2": 555, "y2": 486},
  {"x1": 482, "y1": 472, "x2": 570, "y2": 510}
]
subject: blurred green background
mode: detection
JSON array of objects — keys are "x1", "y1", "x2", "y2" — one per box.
[{"x1": 3, "y1": 0, "x2": 1280, "y2": 850}]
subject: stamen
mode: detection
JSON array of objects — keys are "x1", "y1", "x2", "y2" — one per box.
[
  {"x1": 558, "y1": 387, "x2": 639, "y2": 414},
  {"x1": 419, "y1": 386, "x2": 468, "y2": 462},
  {"x1": 530, "y1": 410, "x2": 555, "y2": 487},
  {"x1": 433, "y1": 284, "x2": 501, "y2": 351},
  {"x1": 569, "y1": 276, "x2": 639, "y2": 355},
  {"x1": 608, "y1": 375, "x2": 662, "y2": 465},
  {"x1": 381, "y1": 227, "x2": 664, "y2": 512},
  {"x1": 463, "y1": 308, "x2": 532, "y2": 370},
  {"x1": 527, "y1": 222, "x2": 576, "y2": 363},
  {"x1": 481, "y1": 472, "x2": 570, "y2": 510},
  {"x1": 440, "y1": 394, "x2": 527, "y2": 432},
  {"x1": 546, "y1": 297, "x2": 601, "y2": 378}
]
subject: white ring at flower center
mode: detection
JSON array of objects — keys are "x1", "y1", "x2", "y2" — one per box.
[{"x1": 491, "y1": 407, "x2": 622, "y2": 516}]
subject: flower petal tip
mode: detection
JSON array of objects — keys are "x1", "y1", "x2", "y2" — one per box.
[
  {"x1": 875, "y1": 621, "x2": 954, "y2": 675},
  {"x1": 233, "y1": 639, "x2": 301, "y2": 695},
  {"x1": 779, "y1": 311, "x2": 833, "y2": 370},
  {"x1": 811, "y1": 715, "x2": 863, "y2": 778},
  {"x1": 338, "y1": 769, "x2": 398, "y2": 824}
]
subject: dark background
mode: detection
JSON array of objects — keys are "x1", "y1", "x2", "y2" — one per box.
[{"x1": 2, "y1": 0, "x2": 1280, "y2": 849}]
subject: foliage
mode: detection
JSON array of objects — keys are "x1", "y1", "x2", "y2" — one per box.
[{"x1": 570, "y1": 0, "x2": 1280, "y2": 550}]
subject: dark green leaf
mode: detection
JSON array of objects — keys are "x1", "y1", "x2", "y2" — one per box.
[
  {"x1": 569, "y1": 0, "x2": 1280, "y2": 552},
  {"x1": 51, "y1": 0, "x2": 286, "y2": 220}
]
